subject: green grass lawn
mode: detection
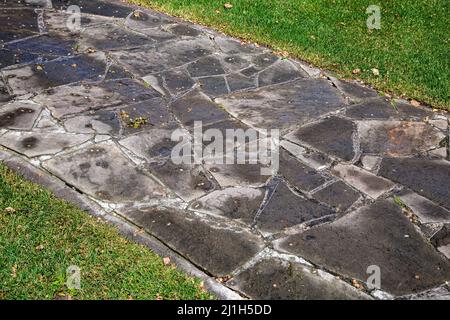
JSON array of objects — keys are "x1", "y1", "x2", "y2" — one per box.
[
  {"x1": 0, "y1": 164, "x2": 212, "y2": 300},
  {"x1": 129, "y1": 0, "x2": 449, "y2": 110}
]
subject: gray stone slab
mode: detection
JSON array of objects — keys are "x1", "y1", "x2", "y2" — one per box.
[
  {"x1": 257, "y1": 60, "x2": 305, "y2": 87},
  {"x1": 331, "y1": 163, "x2": 395, "y2": 199},
  {"x1": 226, "y1": 73, "x2": 256, "y2": 92},
  {"x1": 187, "y1": 56, "x2": 225, "y2": 78},
  {"x1": 379, "y1": 158, "x2": 450, "y2": 210},
  {"x1": 0, "y1": 101, "x2": 41, "y2": 130},
  {"x1": 78, "y1": 24, "x2": 154, "y2": 51},
  {"x1": 124, "y1": 10, "x2": 173, "y2": 30},
  {"x1": 286, "y1": 116, "x2": 356, "y2": 161},
  {"x1": 160, "y1": 69, "x2": 195, "y2": 96},
  {"x1": 168, "y1": 24, "x2": 201, "y2": 37},
  {"x1": 345, "y1": 98, "x2": 433, "y2": 121},
  {"x1": 190, "y1": 187, "x2": 265, "y2": 225},
  {"x1": 280, "y1": 140, "x2": 332, "y2": 170},
  {"x1": 119, "y1": 206, "x2": 264, "y2": 276},
  {"x1": 42, "y1": 141, "x2": 167, "y2": 202},
  {"x1": 0, "y1": 130, "x2": 92, "y2": 157},
  {"x1": 3, "y1": 53, "x2": 130, "y2": 96},
  {"x1": 228, "y1": 258, "x2": 371, "y2": 300},
  {"x1": 52, "y1": 0, "x2": 133, "y2": 18},
  {"x1": 215, "y1": 79, "x2": 345, "y2": 132},
  {"x1": 333, "y1": 80, "x2": 378, "y2": 101},
  {"x1": 63, "y1": 110, "x2": 121, "y2": 135},
  {"x1": 198, "y1": 76, "x2": 229, "y2": 97},
  {"x1": 170, "y1": 89, "x2": 231, "y2": 127},
  {"x1": 278, "y1": 149, "x2": 328, "y2": 192},
  {"x1": 312, "y1": 181, "x2": 361, "y2": 213},
  {"x1": 33, "y1": 78, "x2": 161, "y2": 118},
  {"x1": 205, "y1": 162, "x2": 270, "y2": 188},
  {"x1": 358, "y1": 121, "x2": 445, "y2": 157},
  {"x1": 256, "y1": 181, "x2": 334, "y2": 234},
  {"x1": 276, "y1": 199, "x2": 450, "y2": 295},
  {"x1": 0, "y1": 8, "x2": 39, "y2": 44},
  {"x1": 398, "y1": 190, "x2": 450, "y2": 224}
]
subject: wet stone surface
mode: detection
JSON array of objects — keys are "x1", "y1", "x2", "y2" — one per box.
[
  {"x1": 1, "y1": 2, "x2": 449, "y2": 299},
  {"x1": 276, "y1": 199, "x2": 450, "y2": 295}
]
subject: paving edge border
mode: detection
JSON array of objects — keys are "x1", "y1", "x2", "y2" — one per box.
[{"x1": 0, "y1": 149, "x2": 243, "y2": 300}]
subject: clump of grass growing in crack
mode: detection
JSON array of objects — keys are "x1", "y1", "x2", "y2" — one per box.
[{"x1": 0, "y1": 164, "x2": 213, "y2": 300}]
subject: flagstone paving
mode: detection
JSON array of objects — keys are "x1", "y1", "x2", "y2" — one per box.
[{"x1": 0, "y1": 0, "x2": 449, "y2": 300}]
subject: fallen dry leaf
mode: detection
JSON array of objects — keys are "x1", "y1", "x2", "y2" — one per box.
[
  {"x1": 410, "y1": 99, "x2": 420, "y2": 107},
  {"x1": 163, "y1": 257, "x2": 171, "y2": 265},
  {"x1": 224, "y1": 3, "x2": 233, "y2": 9},
  {"x1": 372, "y1": 68, "x2": 380, "y2": 76},
  {"x1": 35, "y1": 244, "x2": 44, "y2": 251},
  {"x1": 352, "y1": 68, "x2": 361, "y2": 75},
  {"x1": 4, "y1": 207, "x2": 16, "y2": 213}
]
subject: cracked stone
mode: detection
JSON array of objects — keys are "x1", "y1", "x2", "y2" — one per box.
[
  {"x1": 1, "y1": 35, "x2": 76, "y2": 69},
  {"x1": 187, "y1": 56, "x2": 225, "y2": 77},
  {"x1": 312, "y1": 181, "x2": 361, "y2": 212},
  {"x1": 333, "y1": 80, "x2": 378, "y2": 101},
  {"x1": 256, "y1": 181, "x2": 334, "y2": 234},
  {"x1": 276, "y1": 199, "x2": 450, "y2": 295},
  {"x1": 119, "y1": 206, "x2": 264, "y2": 276},
  {"x1": 205, "y1": 162, "x2": 270, "y2": 188},
  {"x1": 379, "y1": 158, "x2": 450, "y2": 210},
  {"x1": 287, "y1": 116, "x2": 356, "y2": 161},
  {"x1": 0, "y1": 101, "x2": 41, "y2": 130},
  {"x1": 280, "y1": 140, "x2": 332, "y2": 170},
  {"x1": 79, "y1": 24, "x2": 154, "y2": 51},
  {"x1": 33, "y1": 78, "x2": 161, "y2": 118},
  {"x1": 3, "y1": 53, "x2": 130, "y2": 96},
  {"x1": 64, "y1": 110, "x2": 121, "y2": 135},
  {"x1": 258, "y1": 60, "x2": 305, "y2": 87},
  {"x1": 228, "y1": 258, "x2": 371, "y2": 300},
  {"x1": 42, "y1": 141, "x2": 167, "y2": 202},
  {"x1": 170, "y1": 89, "x2": 230, "y2": 127},
  {"x1": 345, "y1": 98, "x2": 433, "y2": 121},
  {"x1": 190, "y1": 187, "x2": 265, "y2": 225},
  {"x1": 358, "y1": 121, "x2": 445, "y2": 157},
  {"x1": 0, "y1": 131, "x2": 92, "y2": 157},
  {"x1": 198, "y1": 76, "x2": 229, "y2": 97},
  {"x1": 0, "y1": 8, "x2": 39, "y2": 44},
  {"x1": 398, "y1": 190, "x2": 450, "y2": 224},
  {"x1": 331, "y1": 163, "x2": 395, "y2": 199},
  {"x1": 278, "y1": 149, "x2": 328, "y2": 192},
  {"x1": 215, "y1": 79, "x2": 345, "y2": 132}
]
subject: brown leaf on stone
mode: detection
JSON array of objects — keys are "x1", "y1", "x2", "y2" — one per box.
[{"x1": 410, "y1": 99, "x2": 420, "y2": 107}]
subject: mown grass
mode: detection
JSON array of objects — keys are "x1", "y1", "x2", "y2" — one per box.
[
  {"x1": 0, "y1": 164, "x2": 212, "y2": 300},
  {"x1": 129, "y1": 0, "x2": 449, "y2": 110}
]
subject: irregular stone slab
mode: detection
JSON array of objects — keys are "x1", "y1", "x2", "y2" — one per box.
[
  {"x1": 187, "y1": 56, "x2": 225, "y2": 77},
  {"x1": 0, "y1": 0, "x2": 47, "y2": 7},
  {"x1": 146, "y1": 159, "x2": 215, "y2": 201},
  {"x1": 119, "y1": 206, "x2": 264, "y2": 276},
  {"x1": 63, "y1": 110, "x2": 121, "y2": 135},
  {"x1": 332, "y1": 163, "x2": 395, "y2": 199},
  {"x1": 52, "y1": 0, "x2": 133, "y2": 18},
  {"x1": 226, "y1": 73, "x2": 256, "y2": 92},
  {"x1": 205, "y1": 162, "x2": 270, "y2": 188},
  {"x1": 33, "y1": 78, "x2": 161, "y2": 118},
  {"x1": 124, "y1": 9, "x2": 173, "y2": 30},
  {"x1": 0, "y1": 8, "x2": 39, "y2": 44},
  {"x1": 276, "y1": 199, "x2": 450, "y2": 295},
  {"x1": 214, "y1": 35, "x2": 258, "y2": 54},
  {"x1": 228, "y1": 258, "x2": 371, "y2": 300},
  {"x1": 198, "y1": 76, "x2": 229, "y2": 97},
  {"x1": 257, "y1": 181, "x2": 334, "y2": 234},
  {"x1": 257, "y1": 60, "x2": 305, "y2": 87},
  {"x1": 160, "y1": 69, "x2": 195, "y2": 96},
  {"x1": 312, "y1": 181, "x2": 361, "y2": 213},
  {"x1": 360, "y1": 155, "x2": 381, "y2": 172},
  {"x1": 279, "y1": 149, "x2": 328, "y2": 192},
  {"x1": 286, "y1": 116, "x2": 356, "y2": 161},
  {"x1": 252, "y1": 53, "x2": 279, "y2": 70},
  {"x1": 168, "y1": 24, "x2": 201, "y2": 37},
  {"x1": 280, "y1": 140, "x2": 332, "y2": 170},
  {"x1": 215, "y1": 79, "x2": 345, "y2": 132},
  {"x1": 78, "y1": 24, "x2": 154, "y2": 51},
  {"x1": 333, "y1": 80, "x2": 378, "y2": 101},
  {"x1": 42, "y1": 141, "x2": 167, "y2": 202},
  {"x1": 170, "y1": 89, "x2": 230, "y2": 127},
  {"x1": 0, "y1": 131, "x2": 92, "y2": 157},
  {"x1": 379, "y1": 158, "x2": 450, "y2": 209},
  {"x1": 0, "y1": 101, "x2": 41, "y2": 130},
  {"x1": 1, "y1": 35, "x2": 76, "y2": 68},
  {"x1": 345, "y1": 98, "x2": 432, "y2": 121},
  {"x1": 358, "y1": 121, "x2": 445, "y2": 157},
  {"x1": 190, "y1": 187, "x2": 265, "y2": 225},
  {"x1": 3, "y1": 53, "x2": 129, "y2": 95},
  {"x1": 221, "y1": 54, "x2": 251, "y2": 72},
  {"x1": 398, "y1": 190, "x2": 450, "y2": 224}
]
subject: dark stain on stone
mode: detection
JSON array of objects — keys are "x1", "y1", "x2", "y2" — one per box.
[
  {"x1": 0, "y1": 108, "x2": 35, "y2": 127},
  {"x1": 95, "y1": 159, "x2": 109, "y2": 169},
  {"x1": 21, "y1": 136, "x2": 38, "y2": 149}
]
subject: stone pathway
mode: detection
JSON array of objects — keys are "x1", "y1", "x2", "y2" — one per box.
[{"x1": 1, "y1": 0, "x2": 449, "y2": 300}]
